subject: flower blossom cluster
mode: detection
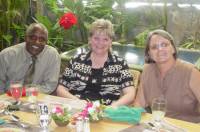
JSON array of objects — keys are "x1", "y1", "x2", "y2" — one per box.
[
  {"x1": 51, "y1": 105, "x2": 71, "y2": 122},
  {"x1": 79, "y1": 101, "x2": 104, "y2": 121},
  {"x1": 52, "y1": 106, "x2": 64, "y2": 115},
  {"x1": 59, "y1": 12, "x2": 77, "y2": 29}
]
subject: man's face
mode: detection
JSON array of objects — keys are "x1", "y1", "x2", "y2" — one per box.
[{"x1": 25, "y1": 29, "x2": 47, "y2": 56}]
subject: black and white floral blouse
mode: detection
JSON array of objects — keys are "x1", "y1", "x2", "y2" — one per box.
[{"x1": 59, "y1": 51, "x2": 134, "y2": 105}]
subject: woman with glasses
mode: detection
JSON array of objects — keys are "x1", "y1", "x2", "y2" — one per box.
[{"x1": 134, "y1": 29, "x2": 200, "y2": 123}]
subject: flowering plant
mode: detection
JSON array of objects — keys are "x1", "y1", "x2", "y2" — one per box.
[
  {"x1": 59, "y1": 12, "x2": 77, "y2": 29},
  {"x1": 51, "y1": 105, "x2": 71, "y2": 126},
  {"x1": 79, "y1": 101, "x2": 105, "y2": 122}
]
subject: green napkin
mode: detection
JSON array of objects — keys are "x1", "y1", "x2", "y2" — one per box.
[
  {"x1": 104, "y1": 106, "x2": 145, "y2": 124},
  {"x1": 0, "y1": 119, "x2": 5, "y2": 125}
]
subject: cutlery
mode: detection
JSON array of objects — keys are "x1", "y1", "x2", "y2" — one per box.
[{"x1": 3, "y1": 109, "x2": 30, "y2": 128}]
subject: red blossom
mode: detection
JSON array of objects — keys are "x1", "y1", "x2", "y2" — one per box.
[
  {"x1": 79, "y1": 109, "x2": 88, "y2": 118},
  {"x1": 77, "y1": 101, "x2": 104, "y2": 121},
  {"x1": 54, "y1": 106, "x2": 64, "y2": 114},
  {"x1": 86, "y1": 102, "x2": 93, "y2": 108},
  {"x1": 59, "y1": 12, "x2": 77, "y2": 29}
]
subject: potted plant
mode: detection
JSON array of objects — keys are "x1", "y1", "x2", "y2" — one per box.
[{"x1": 51, "y1": 105, "x2": 71, "y2": 127}]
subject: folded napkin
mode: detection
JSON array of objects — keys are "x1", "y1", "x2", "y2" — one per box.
[
  {"x1": 104, "y1": 106, "x2": 145, "y2": 124},
  {"x1": 0, "y1": 119, "x2": 5, "y2": 125}
]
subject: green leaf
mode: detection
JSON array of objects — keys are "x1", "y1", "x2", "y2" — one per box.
[{"x1": 2, "y1": 34, "x2": 12, "y2": 46}]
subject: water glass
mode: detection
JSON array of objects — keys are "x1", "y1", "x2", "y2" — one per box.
[
  {"x1": 36, "y1": 103, "x2": 52, "y2": 130},
  {"x1": 26, "y1": 84, "x2": 39, "y2": 109},
  {"x1": 151, "y1": 97, "x2": 166, "y2": 123}
]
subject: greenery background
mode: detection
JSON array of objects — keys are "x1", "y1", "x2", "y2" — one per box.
[{"x1": 1, "y1": 0, "x2": 200, "y2": 52}]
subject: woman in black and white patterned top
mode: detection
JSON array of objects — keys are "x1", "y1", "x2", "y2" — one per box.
[{"x1": 57, "y1": 19, "x2": 136, "y2": 107}]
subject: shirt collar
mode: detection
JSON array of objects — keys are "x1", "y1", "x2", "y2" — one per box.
[
  {"x1": 165, "y1": 59, "x2": 180, "y2": 75},
  {"x1": 154, "y1": 59, "x2": 179, "y2": 78},
  {"x1": 24, "y1": 44, "x2": 47, "y2": 62},
  {"x1": 21, "y1": 43, "x2": 32, "y2": 63}
]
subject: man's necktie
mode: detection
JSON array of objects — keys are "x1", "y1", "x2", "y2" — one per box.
[{"x1": 24, "y1": 56, "x2": 37, "y2": 84}]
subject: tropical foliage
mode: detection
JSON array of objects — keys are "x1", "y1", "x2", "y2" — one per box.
[
  {"x1": 1, "y1": 0, "x2": 200, "y2": 53},
  {"x1": 133, "y1": 30, "x2": 149, "y2": 47},
  {"x1": 0, "y1": 0, "x2": 168, "y2": 51},
  {"x1": 0, "y1": 0, "x2": 29, "y2": 50},
  {"x1": 35, "y1": 0, "x2": 126, "y2": 52},
  {"x1": 180, "y1": 35, "x2": 200, "y2": 50}
]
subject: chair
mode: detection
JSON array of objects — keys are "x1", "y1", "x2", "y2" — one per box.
[
  {"x1": 60, "y1": 56, "x2": 70, "y2": 75},
  {"x1": 128, "y1": 69, "x2": 141, "y2": 106},
  {"x1": 129, "y1": 69, "x2": 141, "y2": 90}
]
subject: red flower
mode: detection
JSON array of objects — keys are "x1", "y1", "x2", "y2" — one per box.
[
  {"x1": 79, "y1": 109, "x2": 88, "y2": 118},
  {"x1": 54, "y1": 106, "x2": 64, "y2": 114},
  {"x1": 59, "y1": 12, "x2": 77, "y2": 29},
  {"x1": 86, "y1": 102, "x2": 93, "y2": 109}
]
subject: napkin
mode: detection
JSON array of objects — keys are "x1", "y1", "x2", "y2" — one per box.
[
  {"x1": 104, "y1": 106, "x2": 145, "y2": 124},
  {"x1": 0, "y1": 119, "x2": 5, "y2": 125}
]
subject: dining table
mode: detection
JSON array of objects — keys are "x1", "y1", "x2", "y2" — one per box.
[{"x1": 0, "y1": 93, "x2": 200, "y2": 132}]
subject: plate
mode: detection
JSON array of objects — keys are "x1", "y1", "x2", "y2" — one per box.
[
  {"x1": 0, "y1": 101, "x2": 11, "y2": 113},
  {"x1": 0, "y1": 127, "x2": 25, "y2": 132}
]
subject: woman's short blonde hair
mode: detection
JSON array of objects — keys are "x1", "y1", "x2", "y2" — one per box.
[{"x1": 89, "y1": 19, "x2": 115, "y2": 39}]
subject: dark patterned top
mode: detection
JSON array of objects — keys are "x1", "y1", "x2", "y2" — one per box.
[{"x1": 59, "y1": 51, "x2": 134, "y2": 105}]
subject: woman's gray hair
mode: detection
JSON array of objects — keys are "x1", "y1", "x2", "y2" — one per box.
[{"x1": 144, "y1": 29, "x2": 177, "y2": 63}]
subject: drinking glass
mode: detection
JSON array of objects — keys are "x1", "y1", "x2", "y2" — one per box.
[
  {"x1": 36, "y1": 103, "x2": 52, "y2": 131},
  {"x1": 9, "y1": 81, "x2": 23, "y2": 104},
  {"x1": 26, "y1": 84, "x2": 39, "y2": 110},
  {"x1": 151, "y1": 97, "x2": 166, "y2": 124}
]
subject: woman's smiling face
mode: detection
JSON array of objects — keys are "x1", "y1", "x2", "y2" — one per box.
[{"x1": 89, "y1": 31, "x2": 112, "y2": 55}]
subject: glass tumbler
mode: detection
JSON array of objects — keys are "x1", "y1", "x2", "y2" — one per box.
[{"x1": 151, "y1": 97, "x2": 166, "y2": 123}]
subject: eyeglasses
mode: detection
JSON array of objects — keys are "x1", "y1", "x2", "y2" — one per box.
[
  {"x1": 28, "y1": 35, "x2": 46, "y2": 43},
  {"x1": 150, "y1": 42, "x2": 170, "y2": 50}
]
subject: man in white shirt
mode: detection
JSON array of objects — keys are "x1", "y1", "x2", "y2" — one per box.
[{"x1": 0, "y1": 23, "x2": 61, "y2": 94}]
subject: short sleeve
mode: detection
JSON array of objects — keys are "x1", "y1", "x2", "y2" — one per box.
[
  {"x1": 59, "y1": 59, "x2": 74, "y2": 89},
  {"x1": 189, "y1": 67, "x2": 200, "y2": 103},
  {"x1": 119, "y1": 60, "x2": 134, "y2": 89}
]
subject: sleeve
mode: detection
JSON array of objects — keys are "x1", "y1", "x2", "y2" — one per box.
[
  {"x1": 119, "y1": 59, "x2": 134, "y2": 89},
  {"x1": 40, "y1": 50, "x2": 61, "y2": 94},
  {"x1": 0, "y1": 51, "x2": 8, "y2": 94},
  {"x1": 59, "y1": 58, "x2": 74, "y2": 90},
  {"x1": 189, "y1": 67, "x2": 200, "y2": 103}
]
